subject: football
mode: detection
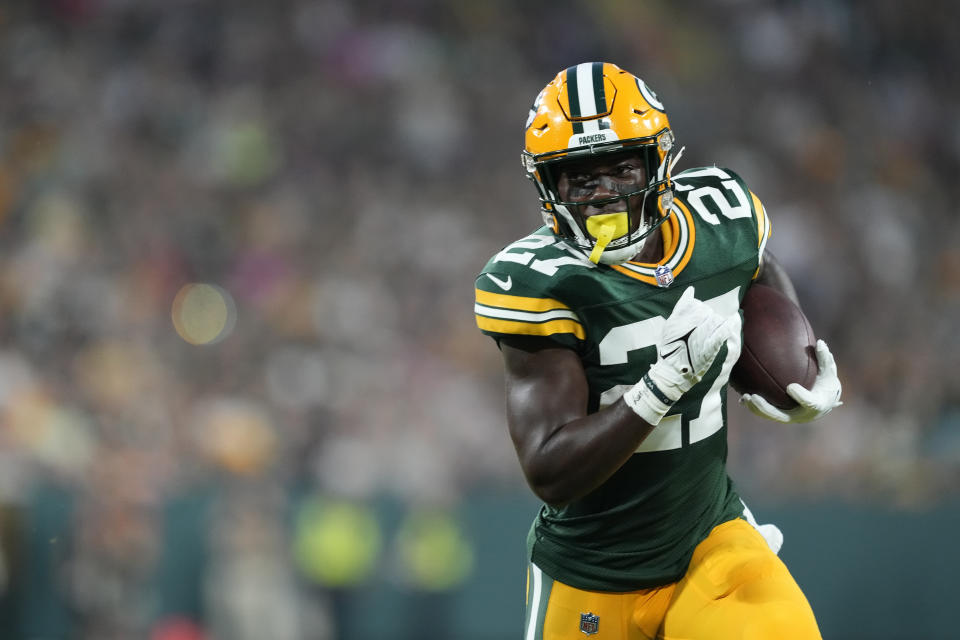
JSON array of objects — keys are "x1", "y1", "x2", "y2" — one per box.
[{"x1": 728, "y1": 284, "x2": 818, "y2": 409}]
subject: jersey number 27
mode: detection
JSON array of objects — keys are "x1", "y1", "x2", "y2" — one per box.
[{"x1": 598, "y1": 288, "x2": 742, "y2": 453}]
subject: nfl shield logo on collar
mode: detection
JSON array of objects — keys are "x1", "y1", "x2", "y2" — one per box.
[
  {"x1": 579, "y1": 612, "x2": 599, "y2": 635},
  {"x1": 654, "y1": 264, "x2": 674, "y2": 288}
]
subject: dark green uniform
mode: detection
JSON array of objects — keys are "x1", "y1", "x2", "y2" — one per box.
[{"x1": 475, "y1": 167, "x2": 772, "y2": 591}]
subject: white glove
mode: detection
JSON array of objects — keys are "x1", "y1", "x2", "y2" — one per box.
[
  {"x1": 624, "y1": 286, "x2": 739, "y2": 425},
  {"x1": 740, "y1": 339, "x2": 843, "y2": 423}
]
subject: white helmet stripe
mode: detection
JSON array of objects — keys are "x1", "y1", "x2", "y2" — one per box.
[
  {"x1": 581, "y1": 62, "x2": 609, "y2": 134},
  {"x1": 576, "y1": 63, "x2": 598, "y2": 118},
  {"x1": 566, "y1": 63, "x2": 609, "y2": 135}
]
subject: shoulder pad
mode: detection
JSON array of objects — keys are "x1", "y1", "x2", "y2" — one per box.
[
  {"x1": 672, "y1": 166, "x2": 759, "y2": 226},
  {"x1": 671, "y1": 166, "x2": 771, "y2": 271},
  {"x1": 477, "y1": 228, "x2": 596, "y2": 293},
  {"x1": 475, "y1": 228, "x2": 588, "y2": 345},
  {"x1": 673, "y1": 166, "x2": 746, "y2": 189}
]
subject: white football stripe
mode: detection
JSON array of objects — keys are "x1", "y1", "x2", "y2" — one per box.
[
  {"x1": 475, "y1": 304, "x2": 580, "y2": 324},
  {"x1": 576, "y1": 63, "x2": 597, "y2": 117},
  {"x1": 619, "y1": 204, "x2": 690, "y2": 275},
  {"x1": 758, "y1": 201, "x2": 771, "y2": 256},
  {"x1": 576, "y1": 63, "x2": 600, "y2": 134}
]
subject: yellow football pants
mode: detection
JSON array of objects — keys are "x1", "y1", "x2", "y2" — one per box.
[{"x1": 524, "y1": 518, "x2": 821, "y2": 640}]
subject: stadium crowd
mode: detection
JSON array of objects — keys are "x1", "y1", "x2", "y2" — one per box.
[{"x1": 0, "y1": 0, "x2": 957, "y2": 638}]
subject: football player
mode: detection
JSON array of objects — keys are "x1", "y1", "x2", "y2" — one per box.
[{"x1": 474, "y1": 62, "x2": 842, "y2": 639}]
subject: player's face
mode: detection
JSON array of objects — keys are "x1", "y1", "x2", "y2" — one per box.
[{"x1": 555, "y1": 152, "x2": 648, "y2": 222}]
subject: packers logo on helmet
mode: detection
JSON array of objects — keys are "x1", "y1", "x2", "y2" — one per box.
[{"x1": 522, "y1": 62, "x2": 678, "y2": 265}]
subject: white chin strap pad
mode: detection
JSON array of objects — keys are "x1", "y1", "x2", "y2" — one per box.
[{"x1": 595, "y1": 238, "x2": 647, "y2": 265}]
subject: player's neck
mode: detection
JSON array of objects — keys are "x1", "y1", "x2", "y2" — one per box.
[{"x1": 631, "y1": 226, "x2": 664, "y2": 263}]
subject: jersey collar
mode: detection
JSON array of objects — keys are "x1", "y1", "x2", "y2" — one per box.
[{"x1": 610, "y1": 202, "x2": 695, "y2": 284}]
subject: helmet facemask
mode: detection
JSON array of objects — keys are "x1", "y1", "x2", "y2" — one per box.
[{"x1": 527, "y1": 139, "x2": 675, "y2": 265}]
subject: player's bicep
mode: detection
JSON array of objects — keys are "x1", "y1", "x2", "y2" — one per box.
[{"x1": 500, "y1": 337, "x2": 589, "y2": 466}]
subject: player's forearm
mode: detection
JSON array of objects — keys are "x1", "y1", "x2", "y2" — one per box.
[{"x1": 514, "y1": 401, "x2": 655, "y2": 507}]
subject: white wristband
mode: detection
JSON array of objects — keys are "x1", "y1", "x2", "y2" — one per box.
[{"x1": 623, "y1": 373, "x2": 675, "y2": 426}]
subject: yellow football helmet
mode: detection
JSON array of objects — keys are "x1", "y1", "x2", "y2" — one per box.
[{"x1": 522, "y1": 62, "x2": 677, "y2": 264}]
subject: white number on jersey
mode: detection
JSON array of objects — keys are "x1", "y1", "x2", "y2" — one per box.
[
  {"x1": 597, "y1": 288, "x2": 742, "y2": 453},
  {"x1": 675, "y1": 168, "x2": 752, "y2": 225},
  {"x1": 492, "y1": 236, "x2": 595, "y2": 276}
]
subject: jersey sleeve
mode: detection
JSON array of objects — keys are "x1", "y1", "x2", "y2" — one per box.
[
  {"x1": 474, "y1": 231, "x2": 587, "y2": 351},
  {"x1": 474, "y1": 274, "x2": 585, "y2": 350},
  {"x1": 683, "y1": 166, "x2": 772, "y2": 280},
  {"x1": 747, "y1": 186, "x2": 773, "y2": 279}
]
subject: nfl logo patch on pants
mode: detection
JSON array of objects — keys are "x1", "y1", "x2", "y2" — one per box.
[{"x1": 579, "y1": 612, "x2": 599, "y2": 635}]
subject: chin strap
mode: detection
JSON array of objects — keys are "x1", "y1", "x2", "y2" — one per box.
[{"x1": 668, "y1": 146, "x2": 685, "y2": 176}]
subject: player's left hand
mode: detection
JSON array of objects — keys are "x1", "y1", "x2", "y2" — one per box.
[{"x1": 740, "y1": 339, "x2": 842, "y2": 423}]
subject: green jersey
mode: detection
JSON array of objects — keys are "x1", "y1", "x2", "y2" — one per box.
[{"x1": 475, "y1": 167, "x2": 773, "y2": 591}]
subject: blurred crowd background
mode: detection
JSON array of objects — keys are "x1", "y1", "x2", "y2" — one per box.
[{"x1": 0, "y1": 0, "x2": 958, "y2": 638}]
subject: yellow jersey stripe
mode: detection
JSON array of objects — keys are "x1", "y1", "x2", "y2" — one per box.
[
  {"x1": 475, "y1": 288, "x2": 572, "y2": 312},
  {"x1": 670, "y1": 201, "x2": 697, "y2": 274},
  {"x1": 476, "y1": 315, "x2": 586, "y2": 340},
  {"x1": 750, "y1": 191, "x2": 771, "y2": 249},
  {"x1": 749, "y1": 192, "x2": 771, "y2": 280},
  {"x1": 659, "y1": 212, "x2": 676, "y2": 255},
  {"x1": 612, "y1": 204, "x2": 696, "y2": 284}
]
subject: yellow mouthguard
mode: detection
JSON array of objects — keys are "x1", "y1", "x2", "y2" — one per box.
[{"x1": 585, "y1": 212, "x2": 629, "y2": 263}]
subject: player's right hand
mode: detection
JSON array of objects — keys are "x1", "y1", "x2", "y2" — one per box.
[
  {"x1": 651, "y1": 285, "x2": 739, "y2": 400},
  {"x1": 624, "y1": 286, "x2": 739, "y2": 425}
]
